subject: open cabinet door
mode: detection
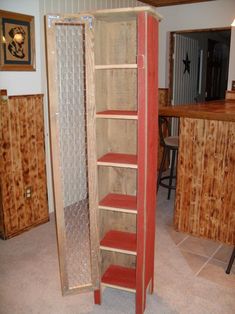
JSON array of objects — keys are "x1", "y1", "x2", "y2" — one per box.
[{"x1": 45, "y1": 14, "x2": 100, "y2": 295}]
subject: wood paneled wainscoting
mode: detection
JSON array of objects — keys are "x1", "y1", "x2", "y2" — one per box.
[
  {"x1": 175, "y1": 117, "x2": 235, "y2": 245},
  {"x1": 0, "y1": 91, "x2": 49, "y2": 239},
  {"x1": 159, "y1": 100, "x2": 235, "y2": 246}
]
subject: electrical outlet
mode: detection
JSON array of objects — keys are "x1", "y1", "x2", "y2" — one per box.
[{"x1": 24, "y1": 186, "x2": 33, "y2": 199}]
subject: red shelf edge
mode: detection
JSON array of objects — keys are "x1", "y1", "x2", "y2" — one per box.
[
  {"x1": 97, "y1": 153, "x2": 137, "y2": 165},
  {"x1": 100, "y1": 230, "x2": 137, "y2": 253},
  {"x1": 99, "y1": 193, "x2": 137, "y2": 211},
  {"x1": 96, "y1": 110, "x2": 138, "y2": 116},
  {"x1": 101, "y1": 265, "x2": 136, "y2": 291}
]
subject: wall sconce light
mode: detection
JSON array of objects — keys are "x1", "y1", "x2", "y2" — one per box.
[{"x1": 231, "y1": 19, "x2": 235, "y2": 27}]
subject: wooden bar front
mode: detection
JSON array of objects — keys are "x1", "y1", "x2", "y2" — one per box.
[{"x1": 159, "y1": 100, "x2": 235, "y2": 245}]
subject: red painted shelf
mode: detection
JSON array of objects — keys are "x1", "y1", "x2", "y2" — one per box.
[
  {"x1": 99, "y1": 193, "x2": 137, "y2": 213},
  {"x1": 100, "y1": 230, "x2": 137, "y2": 254},
  {"x1": 102, "y1": 265, "x2": 136, "y2": 292},
  {"x1": 97, "y1": 153, "x2": 137, "y2": 168},
  {"x1": 96, "y1": 110, "x2": 138, "y2": 120}
]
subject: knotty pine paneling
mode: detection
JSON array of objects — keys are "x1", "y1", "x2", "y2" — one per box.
[
  {"x1": 174, "y1": 117, "x2": 235, "y2": 245},
  {"x1": 0, "y1": 94, "x2": 49, "y2": 239}
]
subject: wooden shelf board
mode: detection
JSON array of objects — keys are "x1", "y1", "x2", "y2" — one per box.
[
  {"x1": 96, "y1": 110, "x2": 138, "y2": 120},
  {"x1": 101, "y1": 265, "x2": 136, "y2": 292},
  {"x1": 99, "y1": 193, "x2": 137, "y2": 214},
  {"x1": 100, "y1": 230, "x2": 137, "y2": 255},
  {"x1": 97, "y1": 153, "x2": 137, "y2": 169},
  {"x1": 95, "y1": 64, "x2": 137, "y2": 70}
]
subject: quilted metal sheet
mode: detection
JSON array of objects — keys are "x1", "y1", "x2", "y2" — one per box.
[{"x1": 54, "y1": 22, "x2": 94, "y2": 292}]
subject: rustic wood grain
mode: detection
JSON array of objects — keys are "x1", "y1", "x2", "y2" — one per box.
[
  {"x1": 101, "y1": 251, "x2": 136, "y2": 276},
  {"x1": 159, "y1": 100, "x2": 235, "y2": 122},
  {"x1": 85, "y1": 20, "x2": 101, "y2": 290},
  {"x1": 0, "y1": 94, "x2": 49, "y2": 239},
  {"x1": 95, "y1": 16, "x2": 138, "y2": 281},
  {"x1": 175, "y1": 117, "x2": 235, "y2": 245},
  {"x1": 0, "y1": 92, "x2": 17, "y2": 236}
]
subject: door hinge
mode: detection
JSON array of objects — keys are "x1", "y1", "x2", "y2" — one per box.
[{"x1": 81, "y1": 16, "x2": 93, "y2": 29}]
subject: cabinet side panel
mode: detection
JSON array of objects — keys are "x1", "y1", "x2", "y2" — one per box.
[
  {"x1": 145, "y1": 14, "x2": 158, "y2": 292},
  {"x1": 136, "y1": 12, "x2": 159, "y2": 312},
  {"x1": 136, "y1": 11, "x2": 147, "y2": 314},
  {"x1": 85, "y1": 22, "x2": 101, "y2": 289}
]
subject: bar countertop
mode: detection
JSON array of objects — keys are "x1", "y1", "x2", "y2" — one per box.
[{"x1": 159, "y1": 100, "x2": 235, "y2": 122}]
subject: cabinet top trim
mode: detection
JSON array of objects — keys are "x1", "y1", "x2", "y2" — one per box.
[{"x1": 90, "y1": 6, "x2": 162, "y2": 22}]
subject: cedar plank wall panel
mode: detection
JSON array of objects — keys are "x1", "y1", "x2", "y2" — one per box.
[
  {"x1": 174, "y1": 117, "x2": 235, "y2": 245},
  {"x1": 0, "y1": 94, "x2": 49, "y2": 239}
]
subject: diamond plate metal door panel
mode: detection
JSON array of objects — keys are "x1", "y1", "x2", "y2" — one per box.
[{"x1": 46, "y1": 15, "x2": 100, "y2": 295}]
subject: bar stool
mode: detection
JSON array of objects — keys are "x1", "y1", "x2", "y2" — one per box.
[{"x1": 157, "y1": 116, "x2": 179, "y2": 199}]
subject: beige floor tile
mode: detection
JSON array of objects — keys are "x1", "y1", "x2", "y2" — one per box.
[
  {"x1": 159, "y1": 209, "x2": 188, "y2": 246},
  {"x1": 214, "y1": 244, "x2": 234, "y2": 263},
  {"x1": 166, "y1": 226, "x2": 188, "y2": 246},
  {"x1": 178, "y1": 235, "x2": 220, "y2": 257},
  {"x1": 198, "y1": 259, "x2": 235, "y2": 289},
  {"x1": 179, "y1": 249, "x2": 208, "y2": 274}
]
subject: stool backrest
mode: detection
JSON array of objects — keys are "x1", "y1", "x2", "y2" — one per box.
[{"x1": 159, "y1": 116, "x2": 171, "y2": 146}]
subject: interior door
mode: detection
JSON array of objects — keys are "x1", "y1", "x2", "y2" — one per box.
[
  {"x1": 46, "y1": 14, "x2": 100, "y2": 295},
  {"x1": 172, "y1": 34, "x2": 199, "y2": 105},
  {"x1": 172, "y1": 34, "x2": 199, "y2": 134}
]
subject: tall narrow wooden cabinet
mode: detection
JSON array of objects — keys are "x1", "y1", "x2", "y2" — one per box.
[{"x1": 46, "y1": 7, "x2": 160, "y2": 313}]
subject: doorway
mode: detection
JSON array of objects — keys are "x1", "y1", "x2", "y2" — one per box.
[{"x1": 169, "y1": 28, "x2": 231, "y2": 107}]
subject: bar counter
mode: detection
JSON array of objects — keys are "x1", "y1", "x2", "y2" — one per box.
[
  {"x1": 159, "y1": 100, "x2": 235, "y2": 245},
  {"x1": 159, "y1": 99, "x2": 235, "y2": 122}
]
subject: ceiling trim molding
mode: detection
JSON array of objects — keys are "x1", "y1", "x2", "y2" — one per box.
[{"x1": 140, "y1": 0, "x2": 216, "y2": 7}]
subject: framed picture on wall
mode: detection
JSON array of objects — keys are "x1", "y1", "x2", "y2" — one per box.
[{"x1": 0, "y1": 10, "x2": 35, "y2": 71}]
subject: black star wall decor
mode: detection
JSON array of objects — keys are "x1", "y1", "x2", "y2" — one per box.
[{"x1": 183, "y1": 52, "x2": 191, "y2": 74}]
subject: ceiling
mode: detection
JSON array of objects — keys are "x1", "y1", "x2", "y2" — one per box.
[{"x1": 140, "y1": 0, "x2": 215, "y2": 7}]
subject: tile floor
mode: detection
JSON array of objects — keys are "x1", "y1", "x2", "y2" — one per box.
[
  {"x1": 155, "y1": 187, "x2": 235, "y2": 313},
  {"x1": 158, "y1": 187, "x2": 234, "y2": 279}
]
